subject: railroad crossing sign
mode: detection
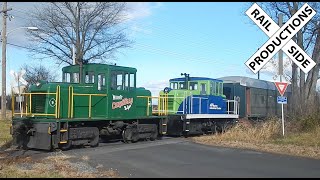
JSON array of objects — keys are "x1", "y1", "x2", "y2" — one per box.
[
  {"x1": 10, "y1": 69, "x2": 28, "y2": 95},
  {"x1": 277, "y1": 96, "x2": 287, "y2": 104},
  {"x1": 245, "y1": 3, "x2": 317, "y2": 74},
  {"x1": 275, "y1": 82, "x2": 288, "y2": 96}
]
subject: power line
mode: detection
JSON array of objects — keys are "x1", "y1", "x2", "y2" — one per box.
[{"x1": 6, "y1": 42, "x2": 32, "y2": 50}]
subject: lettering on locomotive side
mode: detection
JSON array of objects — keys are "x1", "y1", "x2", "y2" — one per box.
[
  {"x1": 209, "y1": 103, "x2": 221, "y2": 110},
  {"x1": 113, "y1": 95, "x2": 123, "y2": 100},
  {"x1": 112, "y1": 95, "x2": 133, "y2": 111}
]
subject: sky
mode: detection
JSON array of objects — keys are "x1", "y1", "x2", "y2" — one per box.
[{"x1": 0, "y1": 2, "x2": 299, "y2": 96}]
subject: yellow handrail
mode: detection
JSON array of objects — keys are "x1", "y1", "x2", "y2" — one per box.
[
  {"x1": 137, "y1": 95, "x2": 172, "y2": 116},
  {"x1": 68, "y1": 85, "x2": 107, "y2": 119},
  {"x1": 13, "y1": 85, "x2": 60, "y2": 118},
  {"x1": 68, "y1": 86, "x2": 72, "y2": 118},
  {"x1": 137, "y1": 95, "x2": 187, "y2": 116}
]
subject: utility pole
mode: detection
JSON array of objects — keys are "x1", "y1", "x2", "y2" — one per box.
[
  {"x1": 278, "y1": 13, "x2": 285, "y2": 136},
  {"x1": 257, "y1": 48, "x2": 260, "y2": 80},
  {"x1": 279, "y1": 14, "x2": 283, "y2": 83},
  {"x1": 1, "y1": 2, "x2": 12, "y2": 120}
]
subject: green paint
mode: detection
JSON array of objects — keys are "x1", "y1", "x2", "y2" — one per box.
[
  {"x1": 159, "y1": 79, "x2": 226, "y2": 114},
  {"x1": 13, "y1": 64, "x2": 152, "y2": 122}
]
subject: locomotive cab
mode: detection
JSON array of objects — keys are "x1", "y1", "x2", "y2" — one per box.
[{"x1": 159, "y1": 77, "x2": 227, "y2": 115}]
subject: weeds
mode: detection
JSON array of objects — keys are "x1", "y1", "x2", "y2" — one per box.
[
  {"x1": 0, "y1": 153, "x2": 121, "y2": 178},
  {"x1": 0, "y1": 118, "x2": 12, "y2": 150},
  {"x1": 192, "y1": 116, "x2": 320, "y2": 159}
]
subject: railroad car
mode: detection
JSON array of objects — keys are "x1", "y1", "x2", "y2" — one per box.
[
  {"x1": 219, "y1": 76, "x2": 292, "y2": 119},
  {"x1": 10, "y1": 64, "x2": 239, "y2": 151}
]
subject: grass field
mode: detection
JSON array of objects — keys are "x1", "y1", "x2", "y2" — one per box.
[
  {"x1": 0, "y1": 111, "x2": 12, "y2": 150},
  {"x1": 192, "y1": 117, "x2": 320, "y2": 159},
  {"x1": 0, "y1": 152, "x2": 120, "y2": 178}
]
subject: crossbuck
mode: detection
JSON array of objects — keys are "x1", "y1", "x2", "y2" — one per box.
[{"x1": 245, "y1": 3, "x2": 317, "y2": 74}]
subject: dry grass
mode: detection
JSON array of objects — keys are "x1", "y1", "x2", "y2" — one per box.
[
  {"x1": 192, "y1": 118, "x2": 320, "y2": 159},
  {"x1": 0, "y1": 151, "x2": 121, "y2": 178},
  {"x1": 0, "y1": 118, "x2": 12, "y2": 149},
  {"x1": 0, "y1": 111, "x2": 121, "y2": 178}
]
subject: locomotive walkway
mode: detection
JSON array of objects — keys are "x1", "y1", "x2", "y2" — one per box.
[{"x1": 5, "y1": 137, "x2": 320, "y2": 178}]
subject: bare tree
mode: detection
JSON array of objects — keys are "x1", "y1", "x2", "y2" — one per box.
[
  {"x1": 22, "y1": 64, "x2": 57, "y2": 85},
  {"x1": 256, "y1": 2, "x2": 320, "y2": 117},
  {"x1": 26, "y1": 2, "x2": 132, "y2": 83}
]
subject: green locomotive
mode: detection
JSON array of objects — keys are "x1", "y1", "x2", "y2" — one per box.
[{"x1": 11, "y1": 63, "x2": 167, "y2": 150}]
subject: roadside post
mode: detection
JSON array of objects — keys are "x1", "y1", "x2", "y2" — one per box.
[
  {"x1": 245, "y1": 3, "x2": 317, "y2": 136},
  {"x1": 275, "y1": 82, "x2": 288, "y2": 136}
]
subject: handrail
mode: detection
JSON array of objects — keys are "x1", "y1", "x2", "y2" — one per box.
[
  {"x1": 137, "y1": 95, "x2": 187, "y2": 116},
  {"x1": 138, "y1": 93, "x2": 240, "y2": 116},
  {"x1": 68, "y1": 85, "x2": 107, "y2": 118},
  {"x1": 224, "y1": 99, "x2": 239, "y2": 115},
  {"x1": 12, "y1": 85, "x2": 61, "y2": 118}
]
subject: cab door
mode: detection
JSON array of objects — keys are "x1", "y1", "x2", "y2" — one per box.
[
  {"x1": 109, "y1": 71, "x2": 136, "y2": 119},
  {"x1": 200, "y1": 83, "x2": 207, "y2": 95}
]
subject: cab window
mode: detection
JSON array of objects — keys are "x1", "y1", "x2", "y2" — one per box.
[
  {"x1": 63, "y1": 73, "x2": 71, "y2": 83},
  {"x1": 179, "y1": 82, "x2": 187, "y2": 89},
  {"x1": 215, "y1": 82, "x2": 219, "y2": 95},
  {"x1": 98, "y1": 74, "x2": 106, "y2": 91},
  {"x1": 210, "y1": 81, "x2": 214, "y2": 94},
  {"x1": 72, "y1": 72, "x2": 79, "y2": 83},
  {"x1": 189, "y1": 82, "x2": 198, "y2": 90},
  {"x1": 85, "y1": 72, "x2": 95, "y2": 84},
  {"x1": 111, "y1": 71, "x2": 133, "y2": 91},
  {"x1": 170, "y1": 82, "x2": 178, "y2": 90},
  {"x1": 124, "y1": 73, "x2": 129, "y2": 91},
  {"x1": 130, "y1": 73, "x2": 135, "y2": 90},
  {"x1": 220, "y1": 82, "x2": 223, "y2": 95}
]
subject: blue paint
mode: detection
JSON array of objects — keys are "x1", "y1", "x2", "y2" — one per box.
[
  {"x1": 277, "y1": 96, "x2": 287, "y2": 104},
  {"x1": 177, "y1": 95, "x2": 227, "y2": 114}
]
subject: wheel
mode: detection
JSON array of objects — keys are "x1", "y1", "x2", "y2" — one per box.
[
  {"x1": 150, "y1": 127, "x2": 158, "y2": 141},
  {"x1": 122, "y1": 126, "x2": 139, "y2": 143},
  {"x1": 89, "y1": 128, "x2": 100, "y2": 147},
  {"x1": 58, "y1": 140, "x2": 72, "y2": 151},
  {"x1": 131, "y1": 127, "x2": 139, "y2": 143},
  {"x1": 183, "y1": 131, "x2": 189, "y2": 138},
  {"x1": 122, "y1": 129, "x2": 131, "y2": 143},
  {"x1": 89, "y1": 135, "x2": 99, "y2": 147}
]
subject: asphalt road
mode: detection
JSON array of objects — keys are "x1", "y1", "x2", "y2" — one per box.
[{"x1": 7, "y1": 137, "x2": 320, "y2": 178}]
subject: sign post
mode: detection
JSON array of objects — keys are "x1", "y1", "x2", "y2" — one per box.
[
  {"x1": 10, "y1": 69, "x2": 27, "y2": 117},
  {"x1": 245, "y1": 3, "x2": 317, "y2": 137},
  {"x1": 275, "y1": 81, "x2": 288, "y2": 136}
]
